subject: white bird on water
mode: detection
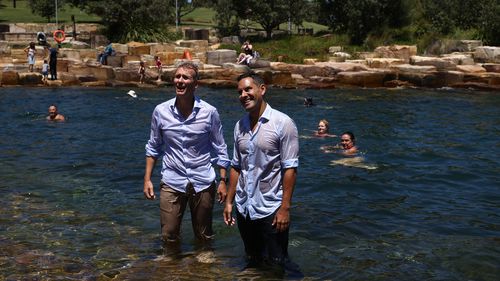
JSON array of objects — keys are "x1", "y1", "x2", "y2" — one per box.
[{"x1": 127, "y1": 90, "x2": 137, "y2": 98}]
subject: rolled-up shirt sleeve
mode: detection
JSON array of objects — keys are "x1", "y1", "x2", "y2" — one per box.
[
  {"x1": 145, "y1": 107, "x2": 163, "y2": 158},
  {"x1": 210, "y1": 109, "x2": 230, "y2": 169},
  {"x1": 231, "y1": 122, "x2": 241, "y2": 169},
  {"x1": 280, "y1": 117, "x2": 299, "y2": 169}
]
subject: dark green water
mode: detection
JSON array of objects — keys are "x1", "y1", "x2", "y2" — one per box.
[{"x1": 0, "y1": 87, "x2": 499, "y2": 280}]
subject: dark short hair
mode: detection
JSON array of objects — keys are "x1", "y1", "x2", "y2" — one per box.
[
  {"x1": 341, "y1": 131, "x2": 355, "y2": 142},
  {"x1": 176, "y1": 61, "x2": 199, "y2": 81},
  {"x1": 237, "y1": 71, "x2": 264, "y2": 86}
]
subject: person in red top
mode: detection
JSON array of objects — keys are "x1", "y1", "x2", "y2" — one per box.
[{"x1": 154, "y1": 56, "x2": 162, "y2": 81}]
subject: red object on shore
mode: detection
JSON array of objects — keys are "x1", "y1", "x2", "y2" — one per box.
[
  {"x1": 183, "y1": 49, "x2": 192, "y2": 60},
  {"x1": 53, "y1": 30, "x2": 65, "y2": 43}
]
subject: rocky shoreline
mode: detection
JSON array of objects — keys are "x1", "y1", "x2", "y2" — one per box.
[{"x1": 1, "y1": 40, "x2": 499, "y2": 91}]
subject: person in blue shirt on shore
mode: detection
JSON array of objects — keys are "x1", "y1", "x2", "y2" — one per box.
[
  {"x1": 143, "y1": 62, "x2": 230, "y2": 246},
  {"x1": 223, "y1": 72, "x2": 300, "y2": 272}
]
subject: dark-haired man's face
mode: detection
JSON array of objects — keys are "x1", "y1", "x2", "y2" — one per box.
[
  {"x1": 237, "y1": 77, "x2": 265, "y2": 113},
  {"x1": 48, "y1": 106, "x2": 58, "y2": 119}
]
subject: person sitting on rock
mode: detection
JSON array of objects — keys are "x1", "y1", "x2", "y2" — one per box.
[
  {"x1": 237, "y1": 40, "x2": 256, "y2": 65},
  {"x1": 99, "y1": 42, "x2": 114, "y2": 65}
]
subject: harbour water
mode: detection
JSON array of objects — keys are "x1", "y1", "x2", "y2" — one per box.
[{"x1": 0, "y1": 86, "x2": 499, "y2": 280}]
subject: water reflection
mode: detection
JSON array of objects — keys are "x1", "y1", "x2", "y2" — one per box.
[{"x1": 0, "y1": 87, "x2": 499, "y2": 280}]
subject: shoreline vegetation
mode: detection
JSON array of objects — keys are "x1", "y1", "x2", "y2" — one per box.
[{"x1": 0, "y1": 1, "x2": 499, "y2": 91}]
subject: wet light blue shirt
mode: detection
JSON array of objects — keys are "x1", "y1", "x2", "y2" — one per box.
[
  {"x1": 231, "y1": 104, "x2": 299, "y2": 220},
  {"x1": 145, "y1": 96, "x2": 230, "y2": 193}
]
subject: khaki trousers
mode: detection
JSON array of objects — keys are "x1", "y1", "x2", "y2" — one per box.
[{"x1": 160, "y1": 182, "x2": 215, "y2": 242}]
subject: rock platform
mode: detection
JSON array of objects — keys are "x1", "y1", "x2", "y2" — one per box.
[{"x1": 1, "y1": 40, "x2": 499, "y2": 91}]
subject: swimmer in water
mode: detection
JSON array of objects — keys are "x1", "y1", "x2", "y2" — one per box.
[
  {"x1": 314, "y1": 119, "x2": 336, "y2": 137},
  {"x1": 46, "y1": 104, "x2": 65, "y2": 122},
  {"x1": 339, "y1": 131, "x2": 358, "y2": 156}
]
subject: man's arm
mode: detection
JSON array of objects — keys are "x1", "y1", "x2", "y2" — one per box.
[
  {"x1": 272, "y1": 167, "x2": 297, "y2": 232},
  {"x1": 143, "y1": 156, "x2": 157, "y2": 200},
  {"x1": 217, "y1": 166, "x2": 228, "y2": 203},
  {"x1": 223, "y1": 167, "x2": 240, "y2": 226}
]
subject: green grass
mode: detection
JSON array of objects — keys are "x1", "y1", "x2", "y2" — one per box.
[
  {"x1": 0, "y1": 0, "x2": 101, "y2": 23},
  {"x1": 220, "y1": 34, "x2": 363, "y2": 64}
]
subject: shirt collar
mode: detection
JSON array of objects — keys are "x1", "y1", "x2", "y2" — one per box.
[{"x1": 170, "y1": 96, "x2": 202, "y2": 116}]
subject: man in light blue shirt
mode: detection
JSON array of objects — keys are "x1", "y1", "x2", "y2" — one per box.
[
  {"x1": 224, "y1": 72, "x2": 299, "y2": 269},
  {"x1": 144, "y1": 62, "x2": 230, "y2": 244}
]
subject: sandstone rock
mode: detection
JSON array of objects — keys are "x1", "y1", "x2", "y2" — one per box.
[
  {"x1": 43, "y1": 79, "x2": 62, "y2": 86},
  {"x1": 328, "y1": 56, "x2": 345, "y2": 62},
  {"x1": 456, "y1": 65, "x2": 486, "y2": 73},
  {"x1": 207, "y1": 49, "x2": 237, "y2": 65},
  {"x1": 179, "y1": 40, "x2": 209, "y2": 51},
  {"x1": 249, "y1": 59, "x2": 271, "y2": 69},
  {"x1": 147, "y1": 43, "x2": 177, "y2": 54},
  {"x1": 366, "y1": 58, "x2": 405, "y2": 69},
  {"x1": 59, "y1": 72, "x2": 80, "y2": 86},
  {"x1": 128, "y1": 43, "x2": 151, "y2": 56},
  {"x1": 441, "y1": 53, "x2": 475, "y2": 65},
  {"x1": 157, "y1": 52, "x2": 184, "y2": 65},
  {"x1": 463, "y1": 72, "x2": 500, "y2": 85},
  {"x1": 398, "y1": 72, "x2": 439, "y2": 87},
  {"x1": 482, "y1": 63, "x2": 500, "y2": 73},
  {"x1": 68, "y1": 64, "x2": 93, "y2": 76},
  {"x1": 222, "y1": 63, "x2": 250, "y2": 74},
  {"x1": 435, "y1": 71, "x2": 464, "y2": 87},
  {"x1": 391, "y1": 64, "x2": 436, "y2": 74},
  {"x1": 410, "y1": 56, "x2": 457, "y2": 70},
  {"x1": 303, "y1": 58, "x2": 318, "y2": 65},
  {"x1": 81, "y1": 81, "x2": 109, "y2": 87},
  {"x1": 114, "y1": 68, "x2": 140, "y2": 82},
  {"x1": 474, "y1": 46, "x2": 500, "y2": 63},
  {"x1": 328, "y1": 46, "x2": 342, "y2": 54},
  {"x1": 337, "y1": 71, "x2": 387, "y2": 87},
  {"x1": 0, "y1": 56, "x2": 13, "y2": 63},
  {"x1": 106, "y1": 55, "x2": 125, "y2": 67},
  {"x1": 221, "y1": 36, "x2": 240, "y2": 45},
  {"x1": 112, "y1": 43, "x2": 129, "y2": 54},
  {"x1": 384, "y1": 80, "x2": 415, "y2": 88},
  {"x1": 18, "y1": 72, "x2": 42, "y2": 85},
  {"x1": 88, "y1": 65, "x2": 115, "y2": 80},
  {"x1": 199, "y1": 64, "x2": 221, "y2": 70},
  {"x1": 374, "y1": 45, "x2": 417, "y2": 63},
  {"x1": 333, "y1": 52, "x2": 351, "y2": 59},
  {"x1": 69, "y1": 40, "x2": 90, "y2": 49},
  {"x1": 0, "y1": 41, "x2": 11, "y2": 55},
  {"x1": 76, "y1": 75, "x2": 98, "y2": 83},
  {"x1": 1, "y1": 71, "x2": 19, "y2": 85},
  {"x1": 356, "y1": 52, "x2": 378, "y2": 59},
  {"x1": 315, "y1": 62, "x2": 369, "y2": 73}
]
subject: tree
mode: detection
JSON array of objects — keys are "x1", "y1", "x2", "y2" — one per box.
[
  {"x1": 69, "y1": 0, "x2": 176, "y2": 42},
  {"x1": 28, "y1": 0, "x2": 65, "y2": 22},
  {"x1": 211, "y1": 0, "x2": 240, "y2": 37},
  {"x1": 233, "y1": 0, "x2": 309, "y2": 39},
  {"x1": 317, "y1": 0, "x2": 409, "y2": 44}
]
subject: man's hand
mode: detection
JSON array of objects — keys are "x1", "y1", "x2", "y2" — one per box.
[
  {"x1": 272, "y1": 207, "x2": 290, "y2": 232},
  {"x1": 217, "y1": 181, "x2": 227, "y2": 204},
  {"x1": 143, "y1": 180, "x2": 156, "y2": 200},
  {"x1": 223, "y1": 203, "x2": 236, "y2": 226}
]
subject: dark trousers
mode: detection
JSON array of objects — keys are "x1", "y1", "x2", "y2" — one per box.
[
  {"x1": 49, "y1": 61, "x2": 57, "y2": 80},
  {"x1": 236, "y1": 210, "x2": 289, "y2": 266}
]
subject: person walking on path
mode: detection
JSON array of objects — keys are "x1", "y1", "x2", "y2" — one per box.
[
  {"x1": 223, "y1": 72, "x2": 301, "y2": 275},
  {"x1": 143, "y1": 62, "x2": 230, "y2": 248}
]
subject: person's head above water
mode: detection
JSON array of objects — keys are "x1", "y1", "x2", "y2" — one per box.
[
  {"x1": 47, "y1": 104, "x2": 65, "y2": 121},
  {"x1": 317, "y1": 119, "x2": 330, "y2": 135},
  {"x1": 340, "y1": 131, "x2": 356, "y2": 149}
]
